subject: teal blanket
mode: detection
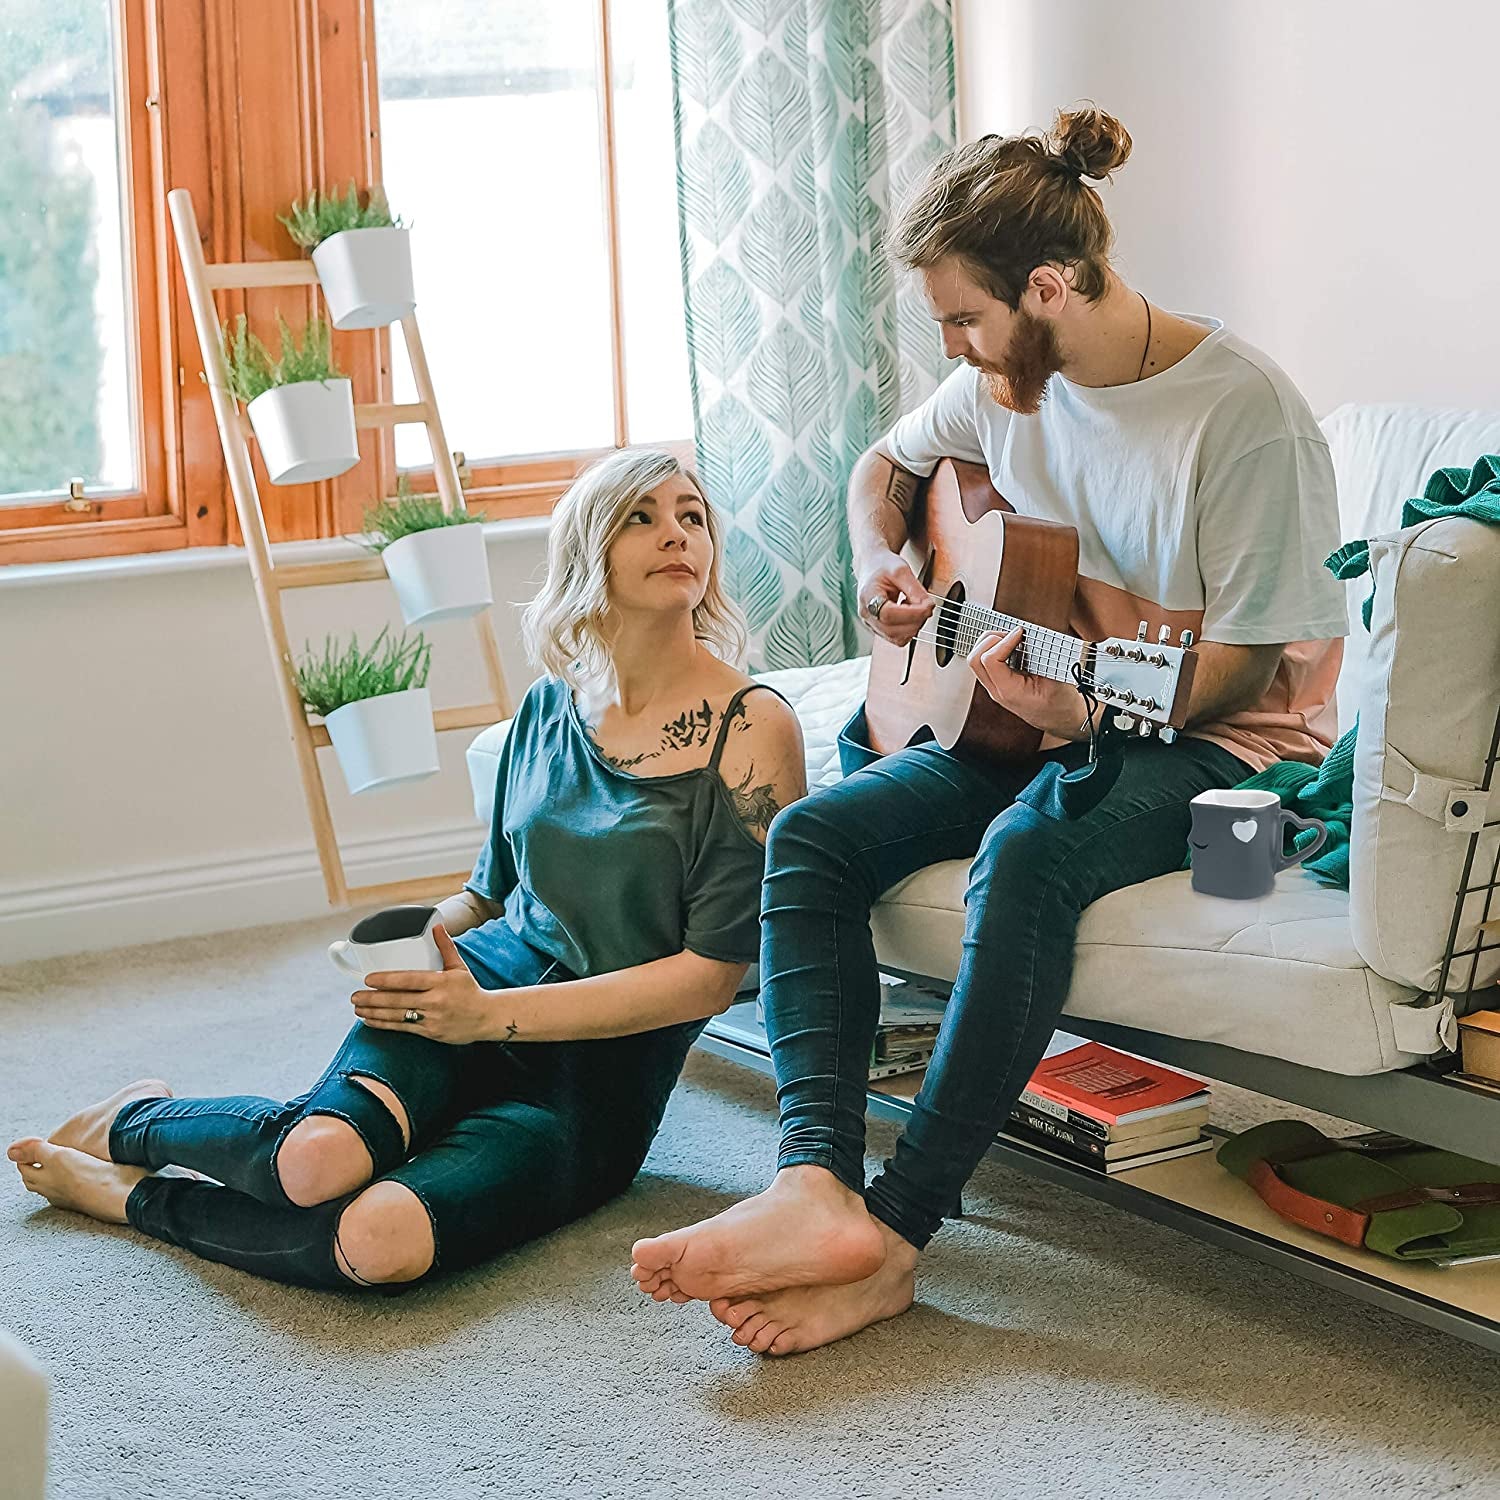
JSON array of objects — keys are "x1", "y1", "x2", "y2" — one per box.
[{"x1": 1185, "y1": 453, "x2": 1500, "y2": 889}]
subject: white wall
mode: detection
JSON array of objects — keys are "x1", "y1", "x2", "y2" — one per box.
[
  {"x1": 0, "y1": 528, "x2": 548, "y2": 963},
  {"x1": 955, "y1": 0, "x2": 1500, "y2": 418}
]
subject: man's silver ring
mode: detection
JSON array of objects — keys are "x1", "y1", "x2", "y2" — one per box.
[
  {"x1": 404, "y1": 1009, "x2": 423, "y2": 1025},
  {"x1": 866, "y1": 595, "x2": 886, "y2": 619}
]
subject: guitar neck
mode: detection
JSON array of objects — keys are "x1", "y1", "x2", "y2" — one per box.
[{"x1": 945, "y1": 601, "x2": 1087, "y2": 685}]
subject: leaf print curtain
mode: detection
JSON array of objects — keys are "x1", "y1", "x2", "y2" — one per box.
[{"x1": 668, "y1": 0, "x2": 958, "y2": 669}]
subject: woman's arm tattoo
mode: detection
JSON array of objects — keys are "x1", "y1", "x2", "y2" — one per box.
[{"x1": 729, "y1": 764, "x2": 781, "y2": 836}]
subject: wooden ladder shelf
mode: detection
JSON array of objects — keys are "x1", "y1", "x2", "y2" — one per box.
[{"x1": 167, "y1": 187, "x2": 513, "y2": 911}]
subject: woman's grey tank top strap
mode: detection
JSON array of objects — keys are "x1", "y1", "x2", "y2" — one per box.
[{"x1": 707, "y1": 683, "x2": 785, "y2": 772}]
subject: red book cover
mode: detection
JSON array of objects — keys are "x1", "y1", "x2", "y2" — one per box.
[{"x1": 1025, "y1": 1042, "x2": 1206, "y2": 1125}]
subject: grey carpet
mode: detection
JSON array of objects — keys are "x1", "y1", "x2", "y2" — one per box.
[{"x1": 3, "y1": 915, "x2": 1500, "y2": 1500}]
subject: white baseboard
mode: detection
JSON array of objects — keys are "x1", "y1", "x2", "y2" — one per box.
[{"x1": 0, "y1": 822, "x2": 482, "y2": 965}]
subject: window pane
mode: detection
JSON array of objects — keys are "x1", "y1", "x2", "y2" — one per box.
[
  {"x1": 374, "y1": 0, "x2": 616, "y2": 469},
  {"x1": 611, "y1": 0, "x2": 694, "y2": 446},
  {"x1": 0, "y1": 0, "x2": 136, "y2": 503}
]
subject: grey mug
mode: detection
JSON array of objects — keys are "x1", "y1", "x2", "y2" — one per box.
[{"x1": 1188, "y1": 789, "x2": 1328, "y2": 900}]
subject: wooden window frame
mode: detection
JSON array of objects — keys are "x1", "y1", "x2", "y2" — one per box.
[
  {"x1": 0, "y1": 0, "x2": 181, "y2": 564},
  {"x1": 366, "y1": 0, "x2": 694, "y2": 522},
  {"x1": 0, "y1": 0, "x2": 692, "y2": 566}
]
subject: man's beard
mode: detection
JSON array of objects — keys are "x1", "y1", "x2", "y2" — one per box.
[{"x1": 979, "y1": 307, "x2": 1062, "y2": 415}]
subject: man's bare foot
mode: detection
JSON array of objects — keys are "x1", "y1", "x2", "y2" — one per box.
[
  {"x1": 709, "y1": 1222, "x2": 918, "y2": 1355},
  {"x1": 8, "y1": 1138, "x2": 147, "y2": 1224},
  {"x1": 630, "y1": 1165, "x2": 886, "y2": 1304},
  {"x1": 50, "y1": 1078, "x2": 171, "y2": 1160}
]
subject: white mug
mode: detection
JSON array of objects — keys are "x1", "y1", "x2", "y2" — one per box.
[{"x1": 328, "y1": 904, "x2": 442, "y2": 980}]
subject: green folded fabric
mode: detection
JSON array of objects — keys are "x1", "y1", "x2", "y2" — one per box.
[{"x1": 1184, "y1": 453, "x2": 1500, "y2": 890}]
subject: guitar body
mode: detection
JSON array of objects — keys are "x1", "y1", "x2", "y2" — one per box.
[{"x1": 865, "y1": 459, "x2": 1081, "y2": 759}]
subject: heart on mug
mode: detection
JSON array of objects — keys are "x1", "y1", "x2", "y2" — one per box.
[{"x1": 1231, "y1": 819, "x2": 1258, "y2": 843}]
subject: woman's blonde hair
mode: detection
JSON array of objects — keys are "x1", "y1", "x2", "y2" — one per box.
[
  {"x1": 888, "y1": 104, "x2": 1132, "y2": 307},
  {"x1": 522, "y1": 447, "x2": 747, "y2": 683}
]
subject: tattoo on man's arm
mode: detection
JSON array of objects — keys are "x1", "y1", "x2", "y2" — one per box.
[
  {"x1": 730, "y1": 764, "x2": 781, "y2": 836},
  {"x1": 883, "y1": 464, "x2": 920, "y2": 520},
  {"x1": 502, "y1": 1019, "x2": 519, "y2": 1044}
]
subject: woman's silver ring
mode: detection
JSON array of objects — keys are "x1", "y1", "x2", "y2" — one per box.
[
  {"x1": 866, "y1": 595, "x2": 886, "y2": 619},
  {"x1": 404, "y1": 1009, "x2": 423, "y2": 1025}
]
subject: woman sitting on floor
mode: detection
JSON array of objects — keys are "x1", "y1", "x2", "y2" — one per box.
[{"x1": 9, "y1": 448, "x2": 805, "y2": 1292}]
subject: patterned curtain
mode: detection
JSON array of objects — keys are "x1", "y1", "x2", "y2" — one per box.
[{"x1": 667, "y1": 0, "x2": 957, "y2": 669}]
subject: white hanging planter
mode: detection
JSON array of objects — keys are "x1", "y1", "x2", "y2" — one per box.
[
  {"x1": 382, "y1": 523, "x2": 493, "y2": 626},
  {"x1": 247, "y1": 378, "x2": 359, "y2": 485},
  {"x1": 313, "y1": 226, "x2": 416, "y2": 331},
  {"x1": 323, "y1": 686, "x2": 439, "y2": 795}
]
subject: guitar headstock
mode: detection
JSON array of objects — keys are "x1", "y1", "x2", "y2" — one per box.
[{"x1": 1089, "y1": 623, "x2": 1198, "y2": 742}]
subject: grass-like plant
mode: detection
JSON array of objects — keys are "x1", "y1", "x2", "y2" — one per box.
[
  {"x1": 279, "y1": 182, "x2": 404, "y2": 251},
  {"x1": 358, "y1": 474, "x2": 483, "y2": 555},
  {"x1": 293, "y1": 624, "x2": 432, "y2": 718},
  {"x1": 219, "y1": 313, "x2": 343, "y2": 404}
]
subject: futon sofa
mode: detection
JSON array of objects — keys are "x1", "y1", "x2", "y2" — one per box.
[{"x1": 467, "y1": 401, "x2": 1500, "y2": 1136}]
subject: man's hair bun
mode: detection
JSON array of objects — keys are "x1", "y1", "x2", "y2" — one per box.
[{"x1": 1049, "y1": 104, "x2": 1132, "y2": 181}]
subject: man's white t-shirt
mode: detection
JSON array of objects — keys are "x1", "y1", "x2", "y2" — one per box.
[{"x1": 883, "y1": 315, "x2": 1349, "y2": 772}]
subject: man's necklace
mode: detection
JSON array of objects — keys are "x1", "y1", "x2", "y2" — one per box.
[{"x1": 1136, "y1": 292, "x2": 1153, "y2": 382}]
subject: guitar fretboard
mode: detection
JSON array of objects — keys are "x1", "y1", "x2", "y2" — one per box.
[{"x1": 928, "y1": 598, "x2": 1085, "y2": 684}]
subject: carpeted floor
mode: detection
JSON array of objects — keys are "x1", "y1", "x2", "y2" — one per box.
[{"x1": 4, "y1": 915, "x2": 1500, "y2": 1500}]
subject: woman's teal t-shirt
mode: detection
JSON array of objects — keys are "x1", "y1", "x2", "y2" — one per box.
[{"x1": 455, "y1": 675, "x2": 779, "y2": 983}]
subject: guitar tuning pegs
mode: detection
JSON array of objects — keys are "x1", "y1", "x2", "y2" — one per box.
[
  {"x1": 1136, "y1": 720, "x2": 1154, "y2": 737},
  {"x1": 1148, "y1": 652, "x2": 1168, "y2": 667},
  {"x1": 1126, "y1": 646, "x2": 1146, "y2": 662},
  {"x1": 1136, "y1": 621, "x2": 1148, "y2": 640},
  {"x1": 1157, "y1": 624, "x2": 1171, "y2": 643},
  {"x1": 1104, "y1": 642, "x2": 1124, "y2": 657},
  {"x1": 1160, "y1": 726, "x2": 1178, "y2": 744},
  {"x1": 1180, "y1": 628, "x2": 1195, "y2": 648},
  {"x1": 1113, "y1": 712, "x2": 1136, "y2": 732}
]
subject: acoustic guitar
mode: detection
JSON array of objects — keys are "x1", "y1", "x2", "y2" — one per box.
[{"x1": 864, "y1": 458, "x2": 1198, "y2": 760}]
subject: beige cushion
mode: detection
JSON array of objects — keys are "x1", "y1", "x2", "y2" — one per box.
[{"x1": 1350, "y1": 515, "x2": 1500, "y2": 993}]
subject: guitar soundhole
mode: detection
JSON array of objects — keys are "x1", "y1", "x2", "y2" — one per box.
[{"x1": 934, "y1": 582, "x2": 966, "y2": 668}]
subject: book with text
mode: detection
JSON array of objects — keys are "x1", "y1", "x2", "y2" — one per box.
[
  {"x1": 1006, "y1": 1103, "x2": 1204, "y2": 1160},
  {"x1": 1023, "y1": 1041, "x2": 1209, "y2": 1133}
]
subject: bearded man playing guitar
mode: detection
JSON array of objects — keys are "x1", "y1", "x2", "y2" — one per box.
[{"x1": 632, "y1": 106, "x2": 1349, "y2": 1354}]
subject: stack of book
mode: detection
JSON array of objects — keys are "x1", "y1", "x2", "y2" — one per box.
[
  {"x1": 747, "y1": 973, "x2": 950, "y2": 1081},
  {"x1": 869, "y1": 974, "x2": 947, "y2": 1079},
  {"x1": 1002, "y1": 1039, "x2": 1213, "y2": 1174}
]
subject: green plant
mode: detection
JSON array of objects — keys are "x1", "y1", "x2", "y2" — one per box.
[
  {"x1": 293, "y1": 624, "x2": 432, "y2": 718},
  {"x1": 279, "y1": 182, "x2": 403, "y2": 251},
  {"x1": 218, "y1": 314, "x2": 343, "y2": 403},
  {"x1": 358, "y1": 474, "x2": 483, "y2": 554}
]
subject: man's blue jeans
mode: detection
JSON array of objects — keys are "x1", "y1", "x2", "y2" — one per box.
[{"x1": 760, "y1": 715, "x2": 1249, "y2": 1250}]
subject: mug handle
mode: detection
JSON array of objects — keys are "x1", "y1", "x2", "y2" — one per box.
[
  {"x1": 1274, "y1": 811, "x2": 1328, "y2": 871},
  {"x1": 327, "y1": 939, "x2": 366, "y2": 978}
]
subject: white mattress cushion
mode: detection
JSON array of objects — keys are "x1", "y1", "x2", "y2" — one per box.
[{"x1": 871, "y1": 862, "x2": 1430, "y2": 1075}]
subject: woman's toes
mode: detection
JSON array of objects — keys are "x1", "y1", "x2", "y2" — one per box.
[
  {"x1": 749, "y1": 1320, "x2": 783, "y2": 1355},
  {"x1": 8, "y1": 1136, "x2": 45, "y2": 1166},
  {"x1": 732, "y1": 1312, "x2": 771, "y2": 1348}
]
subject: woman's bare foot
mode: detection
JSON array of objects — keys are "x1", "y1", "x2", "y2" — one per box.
[
  {"x1": 630, "y1": 1165, "x2": 886, "y2": 1304},
  {"x1": 8, "y1": 1138, "x2": 147, "y2": 1224},
  {"x1": 709, "y1": 1222, "x2": 918, "y2": 1355},
  {"x1": 50, "y1": 1078, "x2": 172, "y2": 1160}
]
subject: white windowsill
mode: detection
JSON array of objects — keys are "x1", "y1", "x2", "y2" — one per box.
[{"x1": 0, "y1": 514, "x2": 552, "y2": 593}]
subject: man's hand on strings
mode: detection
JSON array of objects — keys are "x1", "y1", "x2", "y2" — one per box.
[
  {"x1": 969, "y1": 627, "x2": 1091, "y2": 740},
  {"x1": 855, "y1": 549, "x2": 936, "y2": 647}
]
